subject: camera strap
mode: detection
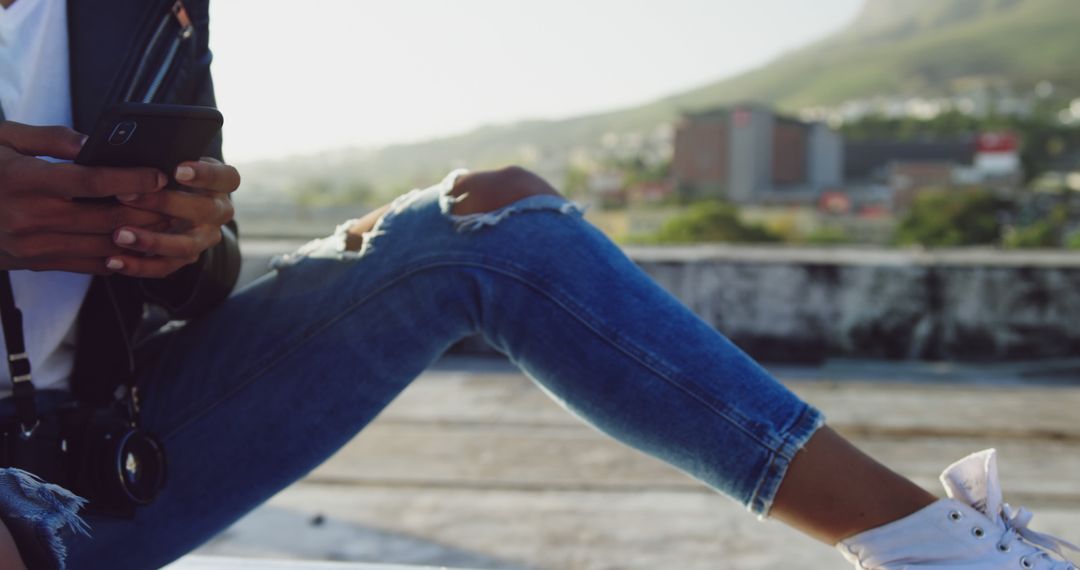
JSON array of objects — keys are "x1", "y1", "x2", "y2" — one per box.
[{"x1": 0, "y1": 270, "x2": 39, "y2": 437}]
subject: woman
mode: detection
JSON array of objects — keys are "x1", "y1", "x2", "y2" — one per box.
[
  {"x1": 0, "y1": 0, "x2": 1076, "y2": 568},
  {"x1": 5, "y1": 161, "x2": 1078, "y2": 569}
]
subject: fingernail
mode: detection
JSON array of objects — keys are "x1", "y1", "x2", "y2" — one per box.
[
  {"x1": 78, "y1": 134, "x2": 88, "y2": 147},
  {"x1": 106, "y1": 258, "x2": 124, "y2": 270},
  {"x1": 118, "y1": 194, "x2": 139, "y2": 202},
  {"x1": 175, "y1": 166, "x2": 195, "y2": 181},
  {"x1": 157, "y1": 172, "x2": 169, "y2": 187},
  {"x1": 114, "y1": 229, "x2": 136, "y2": 245}
]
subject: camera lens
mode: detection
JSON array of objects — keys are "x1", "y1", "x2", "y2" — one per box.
[
  {"x1": 112, "y1": 429, "x2": 166, "y2": 505},
  {"x1": 108, "y1": 121, "x2": 138, "y2": 145}
]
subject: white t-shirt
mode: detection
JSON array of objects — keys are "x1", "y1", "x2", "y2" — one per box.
[{"x1": 0, "y1": 0, "x2": 88, "y2": 395}]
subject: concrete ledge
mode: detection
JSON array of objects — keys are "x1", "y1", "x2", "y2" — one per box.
[
  {"x1": 624, "y1": 244, "x2": 1080, "y2": 267},
  {"x1": 238, "y1": 240, "x2": 1080, "y2": 362}
]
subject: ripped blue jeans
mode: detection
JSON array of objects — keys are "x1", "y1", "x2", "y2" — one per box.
[{"x1": 62, "y1": 170, "x2": 823, "y2": 569}]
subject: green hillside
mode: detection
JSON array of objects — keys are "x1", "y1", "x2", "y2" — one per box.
[
  {"x1": 667, "y1": 0, "x2": 1078, "y2": 110},
  {"x1": 245, "y1": 0, "x2": 1080, "y2": 198}
]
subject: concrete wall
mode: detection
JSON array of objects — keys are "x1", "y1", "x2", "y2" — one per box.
[
  {"x1": 627, "y1": 246, "x2": 1080, "y2": 362},
  {"x1": 239, "y1": 242, "x2": 1080, "y2": 363}
]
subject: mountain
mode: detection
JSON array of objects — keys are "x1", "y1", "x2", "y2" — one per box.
[
  {"x1": 240, "y1": 0, "x2": 1080, "y2": 204},
  {"x1": 665, "y1": 0, "x2": 1077, "y2": 111}
]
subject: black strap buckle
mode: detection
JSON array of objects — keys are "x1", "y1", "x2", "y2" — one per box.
[
  {"x1": 8, "y1": 352, "x2": 31, "y2": 384},
  {"x1": 1, "y1": 271, "x2": 38, "y2": 436}
]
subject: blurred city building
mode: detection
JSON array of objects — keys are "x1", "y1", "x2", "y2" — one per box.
[
  {"x1": 674, "y1": 104, "x2": 1025, "y2": 215},
  {"x1": 847, "y1": 132, "x2": 1023, "y2": 211},
  {"x1": 672, "y1": 104, "x2": 843, "y2": 205}
]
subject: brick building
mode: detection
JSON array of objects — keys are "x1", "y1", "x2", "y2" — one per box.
[{"x1": 672, "y1": 104, "x2": 843, "y2": 204}]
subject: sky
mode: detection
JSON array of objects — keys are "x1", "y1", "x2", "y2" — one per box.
[{"x1": 209, "y1": 0, "x2": 864, "y2": 163}]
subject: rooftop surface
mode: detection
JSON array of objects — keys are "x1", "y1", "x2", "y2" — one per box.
[{"x1": 181, "y1": 356, "x2": 1080, "y2": 570}]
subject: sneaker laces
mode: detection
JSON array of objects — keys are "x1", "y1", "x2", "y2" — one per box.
[{"x1": 997, "y1": 503, "x2": 1079, "y2": 569}]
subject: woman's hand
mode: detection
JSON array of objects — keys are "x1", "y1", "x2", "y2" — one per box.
[
  {"x1": 107, "y1": 157, "x2": 240, "y2": 278},
  {"x1": 0, "y1": 122, "x2": 168, "y2": 275}
]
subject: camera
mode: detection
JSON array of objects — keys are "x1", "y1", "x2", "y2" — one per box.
[
  {"x1": 1, "y1": 402, "x2": 166, "y2": 518},
  {"x1": 107, "y1": 120, "x2": 138, "y2": 145},
  {"x1": 64, "y1": 406, "x2": 166, "y2": 518}
]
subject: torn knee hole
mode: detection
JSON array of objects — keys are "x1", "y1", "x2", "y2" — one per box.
[
  {"x1": 449, "y1": 167, "x2": 562, "y2": 215},
  {"x1": 344, "y1": 204, "x2": 392, "y2": 252}
]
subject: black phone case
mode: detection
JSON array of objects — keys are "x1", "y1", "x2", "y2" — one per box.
[{"x1": 75, "y1": 102, "x2": 223, "y2": 188}]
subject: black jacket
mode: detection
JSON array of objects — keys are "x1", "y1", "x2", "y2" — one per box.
[{"x1": 66, "y1": 0, "x2": 241, "y2": 404}]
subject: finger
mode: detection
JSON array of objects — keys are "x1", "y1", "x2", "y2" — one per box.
[
  {"x1": 2, "y1": 234, "x2": 126, "y2": 260},
  {"x1": 104, "y1": 253, "x2": 196, "y2": 279},
  {"x1": 112, "y1": 224, "x2": 220, "y2": 259},
  {"x1": 35, "y1": 201, "x2": 170, "y2": 234},
  {"x1": 140, "y1": 219, "x2": 174, "y2": 233},
  {"x1": 0, "y1": 122, "x2": 86, "y2": 161},
  {"x1": 30, "y1": 161, "x2": 167, "y2": 199},
  {"x1": 116, "y1": 189, "x2": 234, "y2": 225},
  {"x1": 174, "y1": 158, "x2": 241, "y2": 194}
]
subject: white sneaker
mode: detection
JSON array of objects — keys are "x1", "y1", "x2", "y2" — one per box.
[{"x1": 838, "y1": 449, "x2": 1078, "y2": 569}]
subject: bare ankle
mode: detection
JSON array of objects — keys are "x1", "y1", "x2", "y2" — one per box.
[{"x1": 769, "y1": 426, "x2": 937, "y2": 544}]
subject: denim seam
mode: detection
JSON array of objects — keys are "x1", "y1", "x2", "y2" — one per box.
[
  {"x1": 238, "y1": 194, "x2": 585, "y2": 419},
  {"x1": 508, "y1": 274, "x2": 774, "y2": 450},
  {"x1": 387, "y1": 252, "x2": 781, "y2": 454},
  {"x1": 369, "y1": 248, "x2": 785, "y2": 456},
  {"x1": 159, "y1": 190, "x2": 440, "y2": 427},
  {"x1": 424, "y1": 252, "x2": 786, "y2": 453},
  {"x1": 162, "y1": 255, "x2": 774, "y2": 469},
  {"x1": 447, "y1": 251, "x2": 824, "y2": 514},
  {"x1": 746, "y1": 405, "x2": 826, "y2": 516},
  {"x1": 158, "y1": 263, "x2": 449, "y2": 439}
]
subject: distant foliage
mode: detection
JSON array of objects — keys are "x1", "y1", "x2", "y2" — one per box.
[
  {"x1": 1004, "y1": 205, "x2": 1071, "y2": 248},
  {"x1": 804, "y1": 226, "x2": 852, "y2": 245},
  {"x1": 840, "y1": 111, "x2": 995, "y2": 141},
  {"x1": 619, "y1": 157, "x2": 671, "y2": 188},
  {"x1": 287, "y1": 178, "x2": 375, "y2": 208},
  {"x1": 1004, "y1": 221, "x2": 1059, "y2": 248},
  {"x1": 894, "y1": 190, "x2": 1005, "y2": 247},
  {"x1": 651, "y1": 202, "x2": 780, "y2": 244},
  {"x1": 562, "y1": 164, "x2": 590, "y2": 199},
  {"x1": 1067, "y1": 231, "x2": 1080, "y2": 250}
]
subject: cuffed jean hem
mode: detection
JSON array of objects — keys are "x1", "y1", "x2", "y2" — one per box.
[{"x1": 747, "y1": 404, "x2": 826, "y2": 517}]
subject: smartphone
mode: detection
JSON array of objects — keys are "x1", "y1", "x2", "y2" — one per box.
[{"x1": 75, "y1": 102, "x2": 224, "y2": 195}]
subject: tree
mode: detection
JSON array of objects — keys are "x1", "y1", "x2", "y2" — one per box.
[
  {"x1": 652, "y1": 202, "x2": 780, "y2": 244},
  {"x1": 893, "y1": 189, "x2": 1005, "y2": 247}
]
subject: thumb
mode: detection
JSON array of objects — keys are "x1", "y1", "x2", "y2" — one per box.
[{"x1": 0, "y1": 121, "x2": 86, "y2": 160}]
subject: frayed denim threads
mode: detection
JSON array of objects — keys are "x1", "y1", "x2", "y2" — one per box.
[{"x1": 0, "y1": 468, "x2": 88, "y2": 569}]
